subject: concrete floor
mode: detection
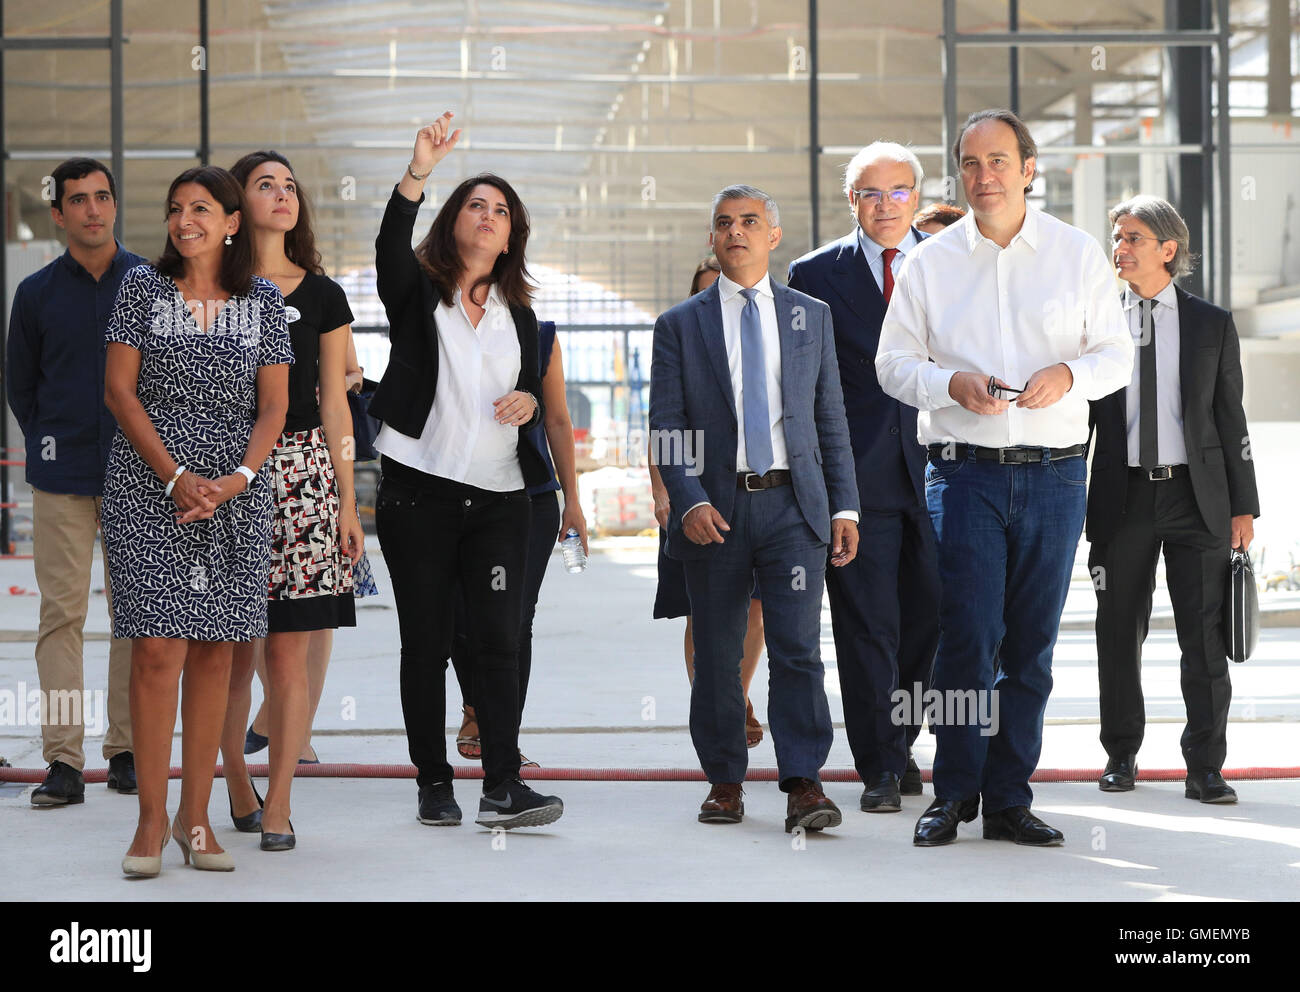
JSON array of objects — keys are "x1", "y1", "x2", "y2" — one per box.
[{"x1": 2, "y1": 534, "x2": 1299, "y2": 902}]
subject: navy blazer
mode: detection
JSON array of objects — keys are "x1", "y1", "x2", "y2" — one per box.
[
  {"x1": 649, "y1": 278, "x2": 859, "y2": 561},
  {"x1": 787, "y1": 228, "x2": 929, "y2": 509},
  {"x1": 1087, "y1": 285, "x2": 1260, "y2": 544}
]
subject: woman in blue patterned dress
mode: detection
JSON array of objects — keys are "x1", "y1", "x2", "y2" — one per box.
[{"x1": 104, "y1": 166, "x2": 292, "y2": 877}]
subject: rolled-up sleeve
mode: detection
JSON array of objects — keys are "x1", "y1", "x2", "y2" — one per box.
[
  {"x1": 1062, "y1": 239, "x2": 1134, "y2": 400},
  {"x1": 875, "y1": 260, "x2": 959, "y2": 411}
]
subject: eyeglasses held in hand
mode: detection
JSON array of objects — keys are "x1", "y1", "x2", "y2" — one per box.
[
  {"x1": 852, "y1": 187, "x2": 914, "y2": 205},
  {"x1": 987, "y1": 376, "x2": 1026, "y2": 399}
]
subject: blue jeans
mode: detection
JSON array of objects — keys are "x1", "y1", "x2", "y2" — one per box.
[
  {"x1": 684, "y1": 484, "x2": 833, "y2": 788},
  {"x1": 925, "y1": 451, "x2": 1086, "y2": 812}
]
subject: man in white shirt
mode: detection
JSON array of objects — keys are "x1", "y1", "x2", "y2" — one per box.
[
  {"x1": 650, "y1": 184, "x2": 860, "y2": 833},
  {"x1": 876, "y1": 109, "x2": 1133, "y2": 847},
  {"x1": 1086, "y1": 195, "x2": 1259, "y2": 804}
]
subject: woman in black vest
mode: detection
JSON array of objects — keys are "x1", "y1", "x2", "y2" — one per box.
[{"x1": 370, "y1": 111, "x2": 563, "y2": 830}]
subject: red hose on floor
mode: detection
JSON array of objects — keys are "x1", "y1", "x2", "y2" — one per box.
[{"x1": 2, "y1": 764, "x2": 1297, "y2": 784}]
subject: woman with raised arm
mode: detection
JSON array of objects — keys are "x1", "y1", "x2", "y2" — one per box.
[
  {"x1": 370, "y1": 111, "x2": 563, "y2": 830},
  {"x1": 103, "y1": 166, "x2": 291, "y2": 877},
  {"x1": 216, "y1": 151, "x2": 364, "y2": 852}
]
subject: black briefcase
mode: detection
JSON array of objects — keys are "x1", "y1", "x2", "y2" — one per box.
[{"x1": 1223, "y1": 549, "x2": 1259, "y2": 664}]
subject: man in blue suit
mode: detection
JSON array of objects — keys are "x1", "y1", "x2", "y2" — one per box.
[
  {"x1": 650, "y1": 184, "x2": 860, "y2": 833},
  {"x1": 787, "y1": 143, "x2": 940, "y2": 814}
]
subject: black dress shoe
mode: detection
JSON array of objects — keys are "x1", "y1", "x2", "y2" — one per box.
[
  {"x1": 260, "y1": 819, "x2": 296, "y2": 851},
  {"x1": 860, "y1": 772, "x2": 902, "y2": 813},
  {"x1": 1185, "y1": 770, "x2": 1237, "y2": 804},
  {"x1": 982, "y1": 806, "x2": 1064, "y2": 846},
  {"x1": 229, "y1": 776, "x2": 264, "y2": 833},
  {"x1": 900, "y1": 751, "x2": 923, "y2": 796},
  {"x1": 1099, "y1": 754, "x2": 1137, "y2": 793},
  {"x1": 30, "y1": 761, "x2": 85, "y2": 807},
  {"x1": 913, "y1": 797, "x2": 979, "y2": 846},
  {"x1": 106, "y1": 752, "x2": 137, "y2": 794},
  {"x1": 418, "y1": 781, "x2": 462, "y2": 826}
]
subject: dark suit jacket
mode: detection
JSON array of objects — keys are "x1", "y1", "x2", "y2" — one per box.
[
  {"x1": 649, "y1": 278, "x2": 860, "y2": 561},
  {"x1": 1086, "y1": 285, "x2": 1260, "y2": 544},
  {"x1": 787, "y1": 228, "x2": 929, "y2": 509},
  {"x1": 368, "y1": 185, "x2": 549, "y2": 488}
]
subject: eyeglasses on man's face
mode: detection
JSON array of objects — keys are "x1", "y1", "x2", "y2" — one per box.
[
  {"x1": 852, "y1": 187, "x2": 914, "y2": 206},
  {"x1": 1110, "y1": 231, "x2": 1170, "y2": 248}
]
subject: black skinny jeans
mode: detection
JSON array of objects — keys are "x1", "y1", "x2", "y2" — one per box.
[
  {"x1": 375, "y1": 457, "x2": 531, "y2": 791},
  {"x1": 452, "y1": 490, "x2": 561, "y2": 717}
]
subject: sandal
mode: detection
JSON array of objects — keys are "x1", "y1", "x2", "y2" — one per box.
[
  {"x1": 519, "y1": 751, "x2": 540, "y2": 769},
  {"x1": 456, "y1": 706, "x2": 481, "y2": 760},
  {"x1": 745, "y1": 698, "x2": 764, "y2": 749}
]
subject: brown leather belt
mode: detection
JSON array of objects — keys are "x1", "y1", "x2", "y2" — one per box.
[{"x1": 737, "y1": 470, "x2": 792, "y2": 491}]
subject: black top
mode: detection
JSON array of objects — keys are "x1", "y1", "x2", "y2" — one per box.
[
  {"x1": 6, "y1": 242, "x2": 147, "y2": 495},
  {"x1": 282, "y1": 271, "x2": 355, "y2": 432},
  {"x1": 367, "y1": 184, "x2": 549, "y2": 487}
]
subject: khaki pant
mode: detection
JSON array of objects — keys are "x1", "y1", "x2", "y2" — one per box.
[{"x1": 31, "y1": 487, "x2": 133, "y2": 769}]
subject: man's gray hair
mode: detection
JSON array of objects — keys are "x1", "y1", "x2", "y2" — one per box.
[
  {"x1": 843, "y1": 141, "x2": 925, "y2": 197},
  {"x1": 1108, "y1": 194, "x2": 1197, "y2": 279},
  {"x1": 711, "y1": 184, "x2": 780, "y2": 228}
]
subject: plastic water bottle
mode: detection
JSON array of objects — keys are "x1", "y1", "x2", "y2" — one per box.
[{"x1": 561, "y1": 528, "x2": 587, "y2": 573}]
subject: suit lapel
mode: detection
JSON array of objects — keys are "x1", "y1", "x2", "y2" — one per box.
[
  {"x1": 695, "y1": 282, "x2": 736, "y2": 420},
  {"x1": 1175, "y1": 285, "x2": 1196, "y2": 441},
  {"x1": 773, "y1": 281, "x2": 800, "y2": 404},
  {"x1": 829, "y1": 231, "x2": 885, "y2": 328}
]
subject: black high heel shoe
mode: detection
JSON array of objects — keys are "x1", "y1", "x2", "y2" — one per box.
[
  {"x1": 229, "y1": 776, "x2": 264, "y2": 833},
  {"x1": 260, "y1": 817, "x2": 295, "y2": 852}
]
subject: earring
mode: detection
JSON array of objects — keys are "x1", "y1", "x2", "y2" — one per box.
[
  {"x1": 502, "y1": 246, "x2": 508, "y2": 255},
  {"x1": 225, "y1": 234, "x2": 233, "y2": 245}
]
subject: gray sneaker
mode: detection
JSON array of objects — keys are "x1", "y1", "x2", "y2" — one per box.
[{"x1": 474, "y1": 778, "x2": 563, "y2": 829}]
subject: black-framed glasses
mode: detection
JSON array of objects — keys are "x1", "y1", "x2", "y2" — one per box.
[
  {"x1": 851, "y1": 187, "x2": 914, "y2": 205},
  {"x1": 987, "y1": 376, "x2": 1026, "y2": 399}
]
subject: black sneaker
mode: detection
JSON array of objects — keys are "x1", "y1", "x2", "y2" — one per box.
[
  {"x1": 31, "y1": 761, "x2": 85, "y2": 807},
  {"x1": 106, "y1": 752, "x2": 137, "y2": 794},
  {"x1": 474, "y1": 778, "x2": 563, "y2": 829},
  {"x1": 417, "y1": 781, "x2": 461, "y2": 826}
]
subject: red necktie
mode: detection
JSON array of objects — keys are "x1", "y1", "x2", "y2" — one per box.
[{"x1": 881, "y1": 247, "x2": 899, "y2": 303}]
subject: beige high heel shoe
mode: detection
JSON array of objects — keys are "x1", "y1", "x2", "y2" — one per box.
[
  {"x1": 122, "y1": 817, "x2": 170, "y2": 878},
  {"x1": 171, "y1": 815, "x2": 236, "y2": 871}
]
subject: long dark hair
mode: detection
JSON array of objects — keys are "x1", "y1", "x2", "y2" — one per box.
[
  {"x1": 154, "y1": 166, "x2": 254, "y2": 296},
  {"x1": 228, "y1": 150, "x2": 323, "y2": 275},
  {"x1": 415, "y1": 173, "x2": 534, "y2": 309}
]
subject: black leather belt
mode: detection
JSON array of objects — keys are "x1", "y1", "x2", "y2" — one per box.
[
  {"x1": 737, "y1": 470, "x2": 792, "y2": 491},
  {"x1": 926, "y1": 443, "x2": 1087, "y2": 465},
  {"x1": 1130, "y1": 464, "x2": 1188, "y2": 481}
]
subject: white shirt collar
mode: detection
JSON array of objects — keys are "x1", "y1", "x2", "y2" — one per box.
[
  {"x1": 962, "y1": 203, "x2": 1039, "y2": 255},
  {"x1": 1121, "y1": 278, "x2": 1178, "y2": 311},
  {"x1": 856, "y1": 224, "x2": 918, "y2": 264},
  {"x1": 452, "y1": 282, "x2": 506, "y2": 310},
  {"x1": 717, "y1": 270, "x2": 774, "y2": 303}
]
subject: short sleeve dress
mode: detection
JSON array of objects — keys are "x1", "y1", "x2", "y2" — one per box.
[{"x1": 100, "y1": 264, "x2": 293, "y2": 641}]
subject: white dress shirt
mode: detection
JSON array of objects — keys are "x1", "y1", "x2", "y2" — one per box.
[
  {"x1": 1122, "y1": 279, "x2": 1188, "y2": 466},
  {"x1": 374, "y1": 284, "x2": 525, "y2": 491},
  {"x1": 876, "y1": 207, "x2": 1134, "y2": 448},
  {"x1": 858, "y1": 225, "x2": 918, "y2": 297},
  {"x1": 684, "y1": 271, "x2": 858, "y2": 523}
]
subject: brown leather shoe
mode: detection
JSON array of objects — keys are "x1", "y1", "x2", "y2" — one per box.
[
  {"x1": 784, "y1": 778, "x2": 842, "y2": 833},
  {"x1": 698, "y1": 783, "x2": 744, "y2": 823}
]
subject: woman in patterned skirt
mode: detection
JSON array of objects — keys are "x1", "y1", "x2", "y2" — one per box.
[
  {"x1": 217, "y1": 151, "x2": 364, "y2": 852},
  {"x1": 104, "y1": 166, "x2": 291, "y2": 877}
]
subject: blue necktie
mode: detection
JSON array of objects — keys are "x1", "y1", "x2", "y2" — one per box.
[{"x1": 739, "y1": 287, "x2": 774, "y2": 477}]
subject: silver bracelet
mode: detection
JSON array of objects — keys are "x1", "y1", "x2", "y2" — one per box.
[{"x1": 407, "y1": 162, "x2": 431, "y2": 181}]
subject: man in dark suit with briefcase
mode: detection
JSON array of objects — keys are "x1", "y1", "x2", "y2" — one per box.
[{"x1": 1087, "y1": 195, "x2": 1260, "y2": 804}]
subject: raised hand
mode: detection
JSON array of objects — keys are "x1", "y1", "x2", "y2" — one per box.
[{"x1": 411, "y1": 111, "x2": 463, "y2": 175}]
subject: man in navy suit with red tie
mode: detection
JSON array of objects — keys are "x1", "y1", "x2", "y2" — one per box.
[{"x1": 788, "y1": 142, "x2": 940, "y2": 813}]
